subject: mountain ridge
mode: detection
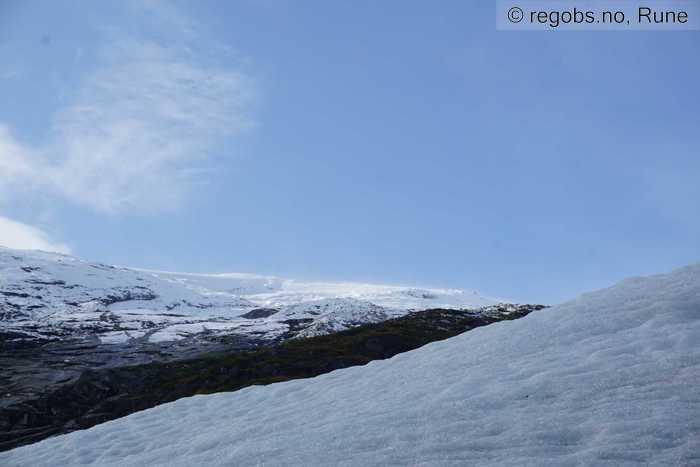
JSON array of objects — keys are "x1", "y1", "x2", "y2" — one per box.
[{"x1": 0, "y1": 246, "x2": 502, "y2": 346}]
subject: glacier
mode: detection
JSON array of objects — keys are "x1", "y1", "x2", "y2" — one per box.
[
  {"x1": 2, "y1": 263, "x2": 698, "y2": 466},
  {"x1": 0, "y1": 246, "x2": 501, "y2": 345}
]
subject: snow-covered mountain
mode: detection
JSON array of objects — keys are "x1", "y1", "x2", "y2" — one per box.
[
  {"x1": 4, "y1": 264, "x2": 697, "y2": 466},
  {"x1": 0, "y1": 246, "x2": 501, "y2": 345}
]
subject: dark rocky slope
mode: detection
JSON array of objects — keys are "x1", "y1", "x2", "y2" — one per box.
[{"x1": 0, "y1": 305, "x2": 543, "y2": 452}]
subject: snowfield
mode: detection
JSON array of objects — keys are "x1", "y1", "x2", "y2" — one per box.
[
  {"x1": 2, "y1": 264, "x2": 698, "y2": 466},
  {"x1": 0, "y1": 247, "x2": 500, "y2": 344}
]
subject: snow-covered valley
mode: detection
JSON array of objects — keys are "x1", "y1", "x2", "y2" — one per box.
[{"x1": 3, "y1": 263, "x2": 698, "y2": 466}]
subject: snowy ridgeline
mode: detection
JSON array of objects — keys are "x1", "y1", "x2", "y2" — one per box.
[
  {"x1": 0, "y1": 247, "x2": 502, "y2": 344},
  {"x1": 2, "y1": 264, "x2": 698, "y2": 466}
]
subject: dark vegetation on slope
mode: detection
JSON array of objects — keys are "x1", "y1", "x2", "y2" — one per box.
[{"x1": 0, "y1": 305, "x2": 544, "y2": 452}]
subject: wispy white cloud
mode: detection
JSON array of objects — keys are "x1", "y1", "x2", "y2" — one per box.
[
  {"x1": 135, "y1": 0, "x2": 199, "y2": 39},
  {"x1": 0, "y1": 216, "x2": 71, "y2": 254},
  {"x1": 0, "y1": 5, "x2": 256, "y2": 214}
]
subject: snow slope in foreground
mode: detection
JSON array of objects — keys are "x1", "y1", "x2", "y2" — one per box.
[{"x1": 3, "y1": 265, "x2": 699, "y2": 466}]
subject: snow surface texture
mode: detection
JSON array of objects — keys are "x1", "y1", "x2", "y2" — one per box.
[
  {"x1": 0, "y1": 247, "x2": 499, "y2": 344},
  {"x1": 3, "y1": 265, "x2": 698, "y2": 466}
]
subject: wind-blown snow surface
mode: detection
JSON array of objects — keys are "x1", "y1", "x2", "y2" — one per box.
[
  {"x1": 4, "y1": 266, "x2": 699, "y2": 466},
  {"x1": 0, "y1": 247, "x2": 499, "y2": 343}
]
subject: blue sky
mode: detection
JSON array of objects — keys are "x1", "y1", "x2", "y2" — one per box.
[{"x1": 0, "y1": 0, "x2": 698, "y2": 303}]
